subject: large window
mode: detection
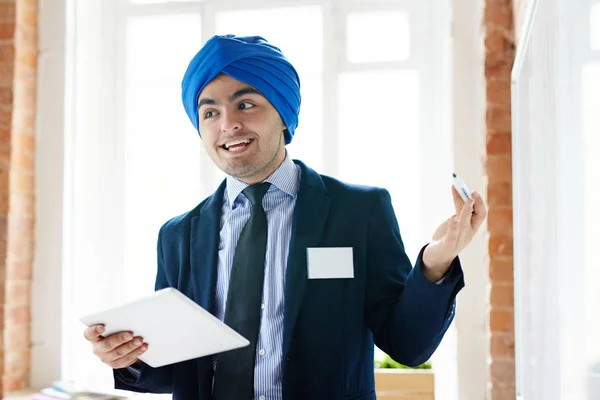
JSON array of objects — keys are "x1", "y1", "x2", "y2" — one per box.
[{"x1": 61, "y1": 0, "x2": 453, "y2": 395}]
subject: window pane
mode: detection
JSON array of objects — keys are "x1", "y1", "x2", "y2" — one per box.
[
  {"x1": 582, "y1": 63, "x2": 600, "y2": 398},
  {"x1": 346, "y1": 11, "x2": 410, "y2": 63},
  {"x1": 123, "y1": 83, "x2": 202, "y2": 298},
  {"x1": 286, "y1": 73, "x2": 323, "y2": 172},
  {"x1": 215, "y1": 7, "x2": 323, "y2": 74},
  {"x1": 123, "y1": 15, "x2": 203, "y2": 302},
  {"x1": 338, "y1": 70, "x2": 421, "y2": 260},
  {"x1": 592, "y1": 4, "x2": 600, "y2": 51},
  {"x1": 216, "y1": 7, "x2": 324, "y2": 171},
  {"x1": 126, "y1": 14, "x2": 202, "y2": 82}
]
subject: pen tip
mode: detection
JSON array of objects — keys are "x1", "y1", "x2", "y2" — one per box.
[{"x1": 452, "y1": 173, "x2": 457, "y2": 178}]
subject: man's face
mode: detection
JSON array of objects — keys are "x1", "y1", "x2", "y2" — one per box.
[{"x1": 197, "y1": 74, "x2": 286, "y2": 183}]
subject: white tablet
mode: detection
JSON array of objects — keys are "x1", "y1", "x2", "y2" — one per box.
[{"x1": 79, "y1": 288, "x2": 249, "y2": 368}]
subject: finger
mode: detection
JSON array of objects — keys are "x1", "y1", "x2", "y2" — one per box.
[
  {"x1": 96, "y1": 331, "x2": 135, "y2": 354},
  {"x1": 470, "y1": 191, "x2": 487, "y2": 230},
  {"x1": 103, "y1": 336, "x2": 145, "y2": 363},
  {"x1": 443, "y1": 214, "x2": 460, "y2": 247},
  {"x1": 111, "y1": 343, "x2": 149, "y2": 369},
  {"x1": 451, "y1": 185, "x2": 465, "y2": 215},
  {"x1": 458, "y1": 197, "x2": 475, "y2": 231},
  {"x1": 83, "y1": 325, "x2": 105, "y2": 343}
]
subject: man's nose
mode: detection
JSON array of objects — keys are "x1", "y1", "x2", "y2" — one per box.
[{"x1": 221, "y1": 110, "x2": 242, "y2": 133}]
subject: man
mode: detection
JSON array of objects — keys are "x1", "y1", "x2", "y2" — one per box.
[{"x1": 83, "y1": 34, "x2": 487, "y2": 400}]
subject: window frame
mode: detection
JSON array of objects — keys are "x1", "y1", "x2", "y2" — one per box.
[{"x1": 38, "y1": 0, "x2": 457, "y2": 394}]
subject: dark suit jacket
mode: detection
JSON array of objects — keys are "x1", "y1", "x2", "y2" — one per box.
[{"x1": 114, "y1": 160, "x2": 464, "y2": 400}]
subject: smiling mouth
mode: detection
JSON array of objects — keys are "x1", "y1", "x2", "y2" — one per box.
[{"x1": 221, "y1": 138, "x2": 254, "y2": 152}]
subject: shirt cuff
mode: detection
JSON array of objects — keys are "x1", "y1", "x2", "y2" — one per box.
[
  {"x1": 115, "y1": 364, "x2": 142, "y2": 384},
  {"x1": 127, "y1": 364, "x2": 142, "y2": 380},
  {"x1": 417, "y1": 244, "x2": 463, "y2": 286}
]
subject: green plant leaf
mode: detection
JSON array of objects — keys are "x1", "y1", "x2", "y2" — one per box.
[{"x1": 374, "y1": 354, "x2": 432, "y2": 369}]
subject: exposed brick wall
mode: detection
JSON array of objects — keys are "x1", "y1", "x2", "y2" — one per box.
[
  {"x1": 483, "y1": 0, "x2": 516, "y2": 399},
  {"x1": 0, "y1": 0, "x2": 38, "y2": 395}
]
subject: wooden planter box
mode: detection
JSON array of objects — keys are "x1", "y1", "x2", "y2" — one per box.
[{"x1": 374, "y1": 369, "x2": 435, "y2": 400}]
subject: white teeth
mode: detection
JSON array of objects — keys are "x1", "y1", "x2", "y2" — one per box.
[{"x1": 224, "y1": 139, "x2": 250, "y2": 149}]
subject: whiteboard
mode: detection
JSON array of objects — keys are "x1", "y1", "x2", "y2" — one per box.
[
  {"x1": 512, "y1": 0, "x2": 591, "y2": 398},
  {"x1": 512, "y1": 0, "x2": 561, "y2": 396}
]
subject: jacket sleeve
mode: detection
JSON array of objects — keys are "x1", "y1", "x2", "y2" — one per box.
[
  {"x1": 113, "y1": 226, "x2": 174, "y2": 393},
  {"x1": 364, "y1": 188, "x2": 465, "y2": 366}
]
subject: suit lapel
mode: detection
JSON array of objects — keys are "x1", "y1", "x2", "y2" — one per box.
[
  {"x1": 283, "y1": 161, "x2": 331, "y2": 359},
  {"x1": 188, "y1": 166, "x2": 331, "y2": 364},
  {"x1": 190, "y1": 180, "x2": 226, "y2": 313}
]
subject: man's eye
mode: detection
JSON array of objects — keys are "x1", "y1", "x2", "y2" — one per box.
[
  {"x1": 239, "y1": 102, "x2": 254, "y2": 110},
  {"x1": 204, "y1": 110, "x2": 216, "y2": 119}
]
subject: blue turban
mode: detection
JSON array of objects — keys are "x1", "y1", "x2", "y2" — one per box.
[{"x1": 181, "y1": 34, "x2": 301, "y2": 144}]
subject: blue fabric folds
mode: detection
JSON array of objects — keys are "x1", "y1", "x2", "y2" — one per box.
[{"x1": 181, "y1": 34, "x2": 301, "y2": 144}]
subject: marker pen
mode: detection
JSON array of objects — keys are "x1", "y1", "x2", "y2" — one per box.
[{"x1": 452, "y1": 173, "x2": 473, "y2": 203}]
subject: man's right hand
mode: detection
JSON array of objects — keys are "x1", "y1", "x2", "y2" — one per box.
[{"x1": 83, "y1": 324, "x2": 148, "y2": 369}]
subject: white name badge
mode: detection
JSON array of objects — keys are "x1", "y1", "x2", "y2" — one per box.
[{"x1": 307, "y1": 247, "x2": 354, "y2": 279}]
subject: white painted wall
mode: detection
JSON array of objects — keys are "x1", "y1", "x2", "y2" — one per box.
[
  {"x1": 31, "y1": 0, "x2": 68, "y2": 390},
  {"x1": 451, "y1": 1, "x2": 488, "y2": 399}
]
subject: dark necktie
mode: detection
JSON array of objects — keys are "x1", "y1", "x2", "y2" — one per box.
[{"x1": 212, "y1": 182, "x2": 271, "y2": 400}]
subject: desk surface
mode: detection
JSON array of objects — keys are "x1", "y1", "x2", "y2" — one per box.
[
  {"x1": 5, "y1": 389, "x2": 37, "y2": 400},
  {"x1": 5, "y1": 389, "x2": 172, "y2": 400}
]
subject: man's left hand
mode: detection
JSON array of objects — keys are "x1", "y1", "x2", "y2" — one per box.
[{"x1": 422, "y1": 186, "x2": 488, "y2": 282}]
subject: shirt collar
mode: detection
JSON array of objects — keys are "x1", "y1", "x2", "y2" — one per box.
[{"x1": 225, "y1": 151, "x2": 300, "y2": 207}]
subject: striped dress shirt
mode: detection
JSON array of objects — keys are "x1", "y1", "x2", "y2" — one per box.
[{"x1": 213, "y1": 153, "x2": 300, "y2": 400}]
